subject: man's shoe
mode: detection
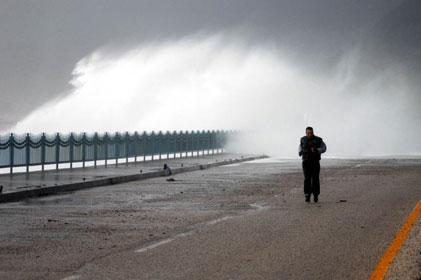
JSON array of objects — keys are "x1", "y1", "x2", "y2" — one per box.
[
  {"x1": 314, "y1": 196, "x2": 318, "y2": 203},
  {"x1": 305, "y1": 195, "x2": 310, "y2": 202}
]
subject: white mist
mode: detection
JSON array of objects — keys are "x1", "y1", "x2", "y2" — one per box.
[{"x1": 12, "y1": 33, "x2": 421, "y2": 157}]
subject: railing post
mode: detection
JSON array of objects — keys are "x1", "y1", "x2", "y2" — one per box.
[
  {"x1": 9, "y1": 133, "x2": 14, "y2": 175},
  {"x1": 69, "y1": 133, "x2": 74, "y2": 169},
  {"x1": 55, "y1": 133, "x2": 60, "y2": 171},
  {"x1": 125, "y1": 132, "x2": 129, "y2": 166},
  {"x1": 221, "y1": 131, "x2": 227, "y2": 154},
  {"x1": 134, "y1": 132, "x2": 138, "y2": 163},
  {"x1": 26, "y1": 133, "x2": 30, "y2": 173},
  {"x1": 179, "y1": 132, "x2": 183, "y2": 159},
  {"x1": 184, "y1": 131, "x2": 187, "y2": 158},
  {"x1": 209, "y1": 131, "x2": 213, "y2": 155},
  {"x1": 41, "y1": 133, "x2": 45, "y2": 172},
  {"x1": 104, "y1": 132, "x2": 108, "y2": 167},
  {"x1": 94, "y1": 132, "x2": 98, "y2": 168},
  {"x1": 221, "y1": 131, "x2": 223, "y2": 154},
  {"x1": 82, "y1": 132, "x2": 86, "y2": 168},
  {"x1": 158, "y1": 131, "x2": 162, "y2": 160},
  {"x1": 185, "y1": 132, "x2": 188, "y2": 158},
  {"x1": 173, "y1": 131, "x2": 177, "y2": 159},
  {"x1": 166, "y1": 132, "x2": 170, "y2": 159},
  {"x1": 211, "y1": 130, "x2": 215, "y2": 155},
  {"x1": 183, "y1": 132, "x2": 187, "y2": 158},
  {"x1": 185, "y1": 131, "x2": 188, "y2": 158},
  {"x1": 217, "y1": 130, "x2": 221, "y2": 154},
  {"x1": 151, "y1": 132, "x2": 154, "y2": 161},
  {"x1": 192, "y1": 131, "x2": 195, "y2": 157},
  {"x1": 207, "y1": 131, "x2": 211, "y2": 155},
  {"x1": 199, "y1": 131, "x2": 202, "y2": 156},
  {"x1": 142, "y1": 132, "x2": 146, "y2": 162},
  {"x1": 115, "y1": 132, "x2": 119, "y2": 166},
  {"x1": 202, "y1": 131, "x2": 205, "y2": 156},
  {"x1": 196, "y1": 130, "x2": 200, "y2": 156}
]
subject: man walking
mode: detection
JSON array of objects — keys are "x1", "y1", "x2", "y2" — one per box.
[{"x1": 298, "y1": 127, "x2": 327, "y2": 202}]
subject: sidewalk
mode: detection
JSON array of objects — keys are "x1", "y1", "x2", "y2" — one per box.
[{"x1": 0, "y1": 153, "x2": 266, "y2": 203}]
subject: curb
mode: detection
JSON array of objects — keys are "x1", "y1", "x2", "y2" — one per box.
[{"x1": 0, "y1": 155, "x2": 268, "y2": 203}]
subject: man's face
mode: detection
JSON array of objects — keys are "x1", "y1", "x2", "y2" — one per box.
[{"x1": 306, "y1": 129, "x2": 314, "y2": 138}]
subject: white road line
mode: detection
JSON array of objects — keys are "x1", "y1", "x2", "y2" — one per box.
[
  {"x1": 135, "y1": 238, "x2": 175, "y2": 253},
  {"x1": 135, "y1": 215, "x2": 238, "y2": 254},
  {"x1": 135, "y1": 231, "x2": 194, "y2": 253},
  {"x1": 249, "y1": 202, "x2": 269, "y2": 211},
  {"x1": 206, "y1": 215, "x2": 235, "y2": 225},
  {"x1": 135, "y1": 202, "x2": 269, "y2": 254}
]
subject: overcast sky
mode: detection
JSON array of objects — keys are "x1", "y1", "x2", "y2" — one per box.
[{"x1": 0, "y1": 0, "x2": 407, "y2": 128}]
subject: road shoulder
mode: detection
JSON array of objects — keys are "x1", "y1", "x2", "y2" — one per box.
[{"x1": 385, "y1": 206, "x2": 421, "y2": 280}]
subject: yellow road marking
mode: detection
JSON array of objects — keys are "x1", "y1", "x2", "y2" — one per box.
[{"x1": 370, "y1": 200, "x2": 421, "y2": 280}]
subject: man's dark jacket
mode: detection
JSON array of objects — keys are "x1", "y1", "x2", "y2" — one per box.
[{"x1": 298, "y1": 136, "x2": 327, "y2": 161}]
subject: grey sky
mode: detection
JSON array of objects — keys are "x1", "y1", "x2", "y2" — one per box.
[{"x1": 0, "y1": 0, "x2": 410, "y2": 129}]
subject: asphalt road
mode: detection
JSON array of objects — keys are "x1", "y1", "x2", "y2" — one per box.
[{"x1": 0, "y1": 157, "x2": 420, "y2": 280}]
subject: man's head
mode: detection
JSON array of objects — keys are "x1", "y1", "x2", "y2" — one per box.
[{"x1": 305, "y1": 127, "x2": 314, "y2": 138}]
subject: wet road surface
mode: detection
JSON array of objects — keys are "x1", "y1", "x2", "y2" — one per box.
[
  {"x1": 0, "y1": 158, "x2": 420, "y2": 279},
  {"x1": 0, "y1": 151, "x2": 240, "y2": 194}
]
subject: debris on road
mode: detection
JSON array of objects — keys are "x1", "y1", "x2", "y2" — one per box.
[{"x1": 163, "y1": 164, "x2": 172, "y2": 176}]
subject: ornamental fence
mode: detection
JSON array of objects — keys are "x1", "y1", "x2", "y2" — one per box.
[{"x1": 0, "y1": 130, "x2": 230, "y2": 174}]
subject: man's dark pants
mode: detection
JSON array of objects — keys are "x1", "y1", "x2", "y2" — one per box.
[{"x1": 302, "y1": 159, "x2": 320, "y2": 196}]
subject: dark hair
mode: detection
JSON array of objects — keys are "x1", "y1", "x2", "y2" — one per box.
[{"x1": 305, "y1": 126, "x2": 313, "y2": 131}]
